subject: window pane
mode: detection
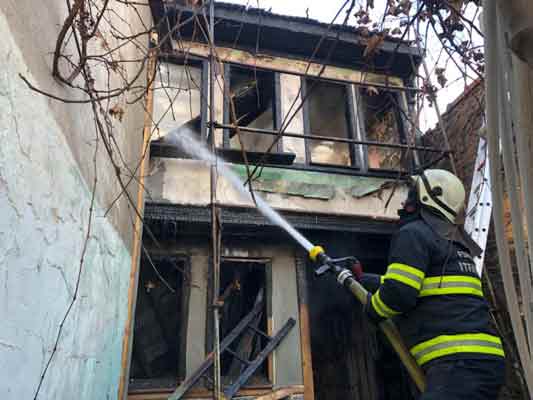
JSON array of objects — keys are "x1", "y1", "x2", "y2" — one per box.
[
  {"x1": 152, "y1": 63, "x2": 202, "y2": 141},
  {"x1": 360, "y1": 88, "x2": 403, "y2": 170},
  {"x1": 229, "y1": 67, "x2": 275, "y2": 153},
  {"x1": 307, "y1": 80, "x2": 352, "y2": 166}
]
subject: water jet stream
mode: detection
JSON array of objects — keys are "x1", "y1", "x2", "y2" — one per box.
[{"x1": 164, "y1": 127, "x2": 315, "y2": 252}]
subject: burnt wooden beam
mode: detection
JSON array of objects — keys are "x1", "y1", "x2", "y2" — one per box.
[
  {"x1": 168, "y1": 300, "x2": 265, "y2": 400},
  {"x1": 227, "y1": 289, "x2": 265, "y2": 380},
  {"x1": 144, "y1": 204, "x2": 397, "y2": 236},
  {"x1": 223, "y1": 317, "x2": 296, "y2": 399}
]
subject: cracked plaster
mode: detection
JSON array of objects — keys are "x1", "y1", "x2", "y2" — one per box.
[{"x1": 0, "y1": 9, "x2": 133, "y2": 400}]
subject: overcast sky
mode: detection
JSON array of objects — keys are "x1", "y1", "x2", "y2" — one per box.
[{"x1": 218, "y1": 0, "x2": 482, "y2": 132}]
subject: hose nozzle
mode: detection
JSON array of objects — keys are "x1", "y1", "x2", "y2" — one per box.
[{"x1": 309, "y1": 245, "x2": 325, "y2": 262}]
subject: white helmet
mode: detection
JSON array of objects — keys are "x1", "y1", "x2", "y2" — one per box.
[{"x1": 411, "y1": 169, "x2": 466, "y2": 224}]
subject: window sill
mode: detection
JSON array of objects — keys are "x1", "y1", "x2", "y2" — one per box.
[
  {"x1": 217, "y1": 148, "x2": 296, "y2": 165},
  {"x1": 149, "y1": 143, "x2": 409, "y2": 179},
  {"x1": 128, "y1": 384, "x2": 274, "y2": 399}
]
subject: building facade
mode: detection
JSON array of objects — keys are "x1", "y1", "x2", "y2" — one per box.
[
  {"x1": 0, "y1": 1, "x2": 449, "y2": 399},
  {"x1": 128, "y1": 2, "x2": 439, "y2": 400}
]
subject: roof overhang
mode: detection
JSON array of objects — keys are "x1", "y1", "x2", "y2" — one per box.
[{"x1": 150, "y1": 1, "x2": 422, "y2": 79}]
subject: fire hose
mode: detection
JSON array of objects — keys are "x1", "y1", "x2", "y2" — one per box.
[{"x1": 308, "y1": 245, "x2": 426, "y2": 393}]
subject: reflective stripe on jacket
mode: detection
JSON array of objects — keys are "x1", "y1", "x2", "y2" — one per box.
[{"x1": 364, "y1": 214, "x2": 504, "y2": 366}]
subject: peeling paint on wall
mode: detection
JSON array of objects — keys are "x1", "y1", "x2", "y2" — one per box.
[
  {"x1": 146, "y1": 158, "x2": 407, "y2": 220},
  {"x1": 0, "y1": 11, "x2": 131, "y2": 400},
  {"x1": 231, "y1": 164, "x2": 397, "y2": 201}
]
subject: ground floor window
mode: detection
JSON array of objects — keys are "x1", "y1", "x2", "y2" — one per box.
[{"x1": 128, "y1": 254, "x2": 189, "y2": 391}]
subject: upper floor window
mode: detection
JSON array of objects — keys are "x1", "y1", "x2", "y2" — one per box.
[
  {"x1": 303, "y1": 79, "x2": 356, "y2": 167},
  {"x1": 359, "y1": 88, "x2": 405, "y2": 171},
  {"x1": 225, "y1": 65, "x2": 279, "y2": 153},
  {"x1": 150, "y1": 59, "x2": 413, "y2": 175},
  {"x1": 152, "y1": 61, "x2": 203, "y2": 141}
]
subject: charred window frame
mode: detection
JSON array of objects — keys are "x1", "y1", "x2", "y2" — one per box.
[
  {"x1": 221, "y1": 64, "x2": 282, "y2": 153},
  {"x1": 206, "y1": 258, "x2": 273, "y2": 386},
  {"x1": 150, "y1": 55, "x2": 207, "y2": 147},
  {"x1": 128, "y1": 253, "x2": 191, "y2": 392},
  {"x1": 301, "y1": 77, "x2": 361, "y2": 170},
  {"x1": 356, "y1": 87, "x2": 412, "y2": 173},
  {"x1": 149, "y1": 55, "x2": 417, "y2": 176}
]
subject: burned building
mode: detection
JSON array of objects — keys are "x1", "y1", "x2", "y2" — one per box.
[{"x1": 122, "y1": 2, "x2": 446, "y2": 400}]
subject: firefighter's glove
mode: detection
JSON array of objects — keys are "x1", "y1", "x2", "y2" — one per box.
[{"x1": 351, "y1": 260, "x2": 364, "y2": 281}]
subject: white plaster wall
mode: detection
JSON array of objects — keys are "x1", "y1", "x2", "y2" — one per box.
[
  {"x1": 270, "y1": 251, "x2": 303, "y2": 386},
  {"x1": 185, "y1": 254, "x2": 209, "y2": 375},
  {"x1": 0, "y1": 7, "x2": 136, "y2": 400},
  {"x1": 0, "y1": 0, "x2": 150, "y2": 248},
  {"x1": 146, "y1": 158, "x2": 406, "y2": 221}
]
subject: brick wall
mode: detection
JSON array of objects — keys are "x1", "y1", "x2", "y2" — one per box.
[{"x1": 421, "y1": 79, "x2": 484, "y2": 196}]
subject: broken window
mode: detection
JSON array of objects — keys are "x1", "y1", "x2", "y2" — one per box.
[
  {"x1": 208, "y1": 259, "x2": 270, "y2": 386},
  {"x1": 360, "y1": 88, "x2": 405, "y2": 171},
  {"x1": 226, "y1": 66, "x2": 277, "y2": 153},
  {"x1": 129, "y1": 254, "x2": 189, "y2": 391},
  {"x1": 305, "y1": 79, "x2": 355, "y2": 167},
  {"x1": 152, "y1": 61, "x2": 202, "y2": 141}
]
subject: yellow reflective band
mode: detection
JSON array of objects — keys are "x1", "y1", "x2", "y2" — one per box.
[
  {"x1": 420, "y1": 287, "x2": 484, "y2": 297},
  {"x1": 416, "y1": 345, "x2": 505, "y2": 365},
  {"x1": 419, "y1": 275, "x2": 484, "y2": 297},
  {"x1": 371, "y1": 293, "x2": 388, "y2": 318},
  {"x1": 371, "y1": 290, "x2": 401, "y2": 318},
  {"x1": 411, "y1": 333, "x2": 502, "y2": 353},
  {"x1": 384, "y1": 263, "x2": 425, "y2": 290},
  {"x1": 410, "y1": 333, "x2": 504, "y2": 365},
  {"x1": 388, "y1": 263, "x2": 425, "y2": 279},
  {"x1": 380, "y1": 275, "x2": 386, "y2": 284},
  {"x1": 386, "y1": 273, "x2": 423, "y2": 290},
  {"x1": 423, "y1": 275, "x2": 482, "y2": 286}
]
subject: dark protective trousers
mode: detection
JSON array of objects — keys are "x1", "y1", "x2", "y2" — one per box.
[{"x1": 420, "y1": 358, "x2": 506, "y2": 400}]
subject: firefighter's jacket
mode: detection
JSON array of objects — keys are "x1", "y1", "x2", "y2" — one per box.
[{"x1": 362, "y1": 213, "x2": 505, "y2": 368}]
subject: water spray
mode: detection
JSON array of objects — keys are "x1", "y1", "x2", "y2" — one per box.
[{"x1": 165, "y1": 126, "x2": 426, "y2": 392}]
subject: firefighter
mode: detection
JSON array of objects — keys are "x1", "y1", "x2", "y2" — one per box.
[{"x1": 355, "y1": 169, "x2": 506, "y2": 399}]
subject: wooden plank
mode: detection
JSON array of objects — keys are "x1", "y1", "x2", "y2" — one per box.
[
  {"x1": 267, "y1": 316, "x2": 274, "y2": 383},
  {"x1": 253, "y1": 385, "x2": 305, "y2": 400},
  {"x1": 118, "y1": 32, "x2": 158, "y2": 400},
  {"x1": 294, "y1": 256, "x2": 315, "y2": 400},
  {"x1": 172, "y1": 41, "x2": 405, "y2": 89},
  {"x1": 227, "y1": 289, "x2": 265, "y2": 379},
  {"x1": 179, "y1": 258, "x2": 192, "y2": 381},
  {"x1": 168, "y1": 301, "x2": 265, "y2": 400},
  {"x1": 223, "y1": 318, "x2": 296, "y2": 399}
]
